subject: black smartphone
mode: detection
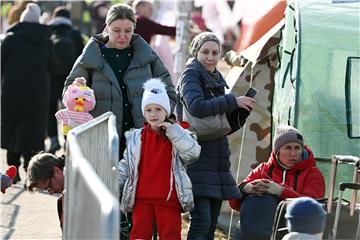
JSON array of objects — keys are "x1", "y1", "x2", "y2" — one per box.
[
  {"x1": 164, "y1": 117, "x2": 172, "y2": 123},
  {"x1": 245, "y1": 87, "x2": 258, "y2": 98},
  {"x1": 165, "y1": 114, "x2": 176, "y2": 124}
]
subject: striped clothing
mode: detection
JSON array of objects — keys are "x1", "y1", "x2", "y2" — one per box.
[{"x1": 55, "y1": 109, "x2": 93, "y2": 128}]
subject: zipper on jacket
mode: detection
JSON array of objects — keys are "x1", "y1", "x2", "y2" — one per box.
[
  {"x1": 110, "y1": 82, "x2": 113, "y2": 111},
  {"x1": 167, "y1": 151, "x2": 180, "y2": 201},
  {"x1": 281, "y1": 170, "x2": 287, "y2": 185},
  {"x1": 122, "y1": 70, "x2": 137, "y2": 125},
  {"x1": 172, "y1": 151, "x2": 184, "y2": 210}
]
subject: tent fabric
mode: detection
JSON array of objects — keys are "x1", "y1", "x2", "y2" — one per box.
[
  {"x1": 272, "y1": 0, "x2": 360, "y2": 158},
  {"x1": 233, "y1": 0, "x2": 286, "y2": 51}
]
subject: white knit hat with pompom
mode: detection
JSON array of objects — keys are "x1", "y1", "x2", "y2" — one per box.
[
  {"x1": 141, "y1": 78, "x2": 170, "y2": 116},
  {"x1": 20, "y1": 3, "x2": 41, "y2": 23}
]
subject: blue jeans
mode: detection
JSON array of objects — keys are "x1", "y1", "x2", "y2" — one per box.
[
  {"x1": 235, "y1": 194, "x2": 279, "y2": 240},
  {"x1": 188, "y1": 197, "x2": 222, "y2": 240}
]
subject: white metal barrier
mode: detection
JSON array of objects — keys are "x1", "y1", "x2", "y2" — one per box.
[
  {"x1": 67, "y1": 111, "x2": 119, "y2": 197},
  {"x1": 64, "y1": 112, "x2": 120, "y2": 239}
]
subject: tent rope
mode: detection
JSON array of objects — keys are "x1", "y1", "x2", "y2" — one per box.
[{"x1": 227, "y1": 64, "x2": 255, "y2": 239}]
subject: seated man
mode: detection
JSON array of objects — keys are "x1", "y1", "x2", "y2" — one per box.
[
  {"x1": 229, "y1": 125, "x2": 326, "y2": 240},
  {"x1": 26, "y1": 153, "x2": 65, "y2": 229}
]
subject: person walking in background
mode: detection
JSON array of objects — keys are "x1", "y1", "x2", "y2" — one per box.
[
  {"x1": 64, "y1": 3, "x2": 176, "y2": 157},
  {"x1": 229, "y1": 125, "x2": 326, "y2": 240},
  {"x1": 132, "y1": 0, "x2": 176, "y2": 44},
  {"x1": 144, "y1": 1, "x2": 177, "y2": 84},
  {"x1": 88, "y1": 0, "x2": 111, "y2": 34},
  {"x1": 47, "y1": 6, "x2": 84, "y2": 153},
  {"x1": 118, "y1": 78, "x2": 200, "y2": 240},
  {"x1": 1, "y1": 3, "x2": 53, "y2": 184},
  {"x1": 176, "y1": 32, "x2": 255, "y2": 239},
  {"x1": 6, "y1": 0, "x2": 32, "y2": 27},
  {"x1": 283, "y1": 197, "x2": 327, "y2": 240}
]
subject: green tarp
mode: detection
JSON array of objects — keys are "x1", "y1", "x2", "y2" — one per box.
[{"x1": 273, "y1": 0, "x2": 360, "y2": 158}]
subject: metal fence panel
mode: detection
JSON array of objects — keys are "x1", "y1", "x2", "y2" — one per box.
[
  {"x1": 64, "y1": 112, "x2": 120, "y2": 239},
  {"x1": 65, "y1": 155, "x2": 119, "y2": 239},
  {"x1": 67, "y1": 112, "x2": 119, "y2": 197}
]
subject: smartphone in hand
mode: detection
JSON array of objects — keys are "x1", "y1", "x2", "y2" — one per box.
[{"x1": 245, "y1": 87, "x2": 258, "y2": 98}]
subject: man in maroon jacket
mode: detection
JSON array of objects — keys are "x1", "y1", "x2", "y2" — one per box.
[{"x1": 132, "y1": 0, "x2": 176, "y2": 43}]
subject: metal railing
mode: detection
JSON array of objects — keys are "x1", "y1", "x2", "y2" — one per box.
[
  {"x1": 68, "y1": 111, "x2": 119, "y2": 197},
  {"x1": 327, "y1": 155, "x2": 360, "y2": 215},
  {"x1": 64, "y1": 112, "x2": 120, "y2": 239}
]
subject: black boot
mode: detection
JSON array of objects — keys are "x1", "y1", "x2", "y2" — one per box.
[{"x1": 48, "y1": 136, "x2": 61, "y2": 154}]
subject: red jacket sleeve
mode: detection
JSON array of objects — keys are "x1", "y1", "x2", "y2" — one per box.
[
  {"x1": 145, "y1": 19, "x2": 176, "y2": 36},
  {"x1": 135, "y1": 16, "x2": 176, "y2": 43},
  {"x1": 279, "y1": 167, "x2": 325, "y2": 200},
  {"x1": 242, "y1": 163, "x2": 268, "y2": 183}
]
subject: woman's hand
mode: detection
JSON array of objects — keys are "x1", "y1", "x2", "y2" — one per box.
[
  {"x1": 242, "y1": 179, "x2": 268, "y2": 196},
  {"x1": 260, "y1": 179, "x2": 283, "y2": 196},
  {"x1": 236, "y1": 96, "x2": 256, "y2": 111},
  {"x1": 243, "y1": 179, "x2": 283, "y2": 196},
  {"x1": 241, "y1": 183, "x2": 253, "y2": 194}
]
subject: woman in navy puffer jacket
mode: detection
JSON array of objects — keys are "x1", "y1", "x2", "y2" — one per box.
[{"x1": 177, "y1": 32, "x2": 255, "y2": 240}]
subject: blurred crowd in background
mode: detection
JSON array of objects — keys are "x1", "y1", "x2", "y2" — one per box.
[
  {"x1": 0, "y1": 0, "x2": 246, "y2": 182},
  {"x1": 0, "y1": 0, "x2": 245, "y2": 51}
]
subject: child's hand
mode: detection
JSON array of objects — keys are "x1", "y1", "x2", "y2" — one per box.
[
  {"x1": 158, "y1": 121, "x2": 172, "y2": 131},
  {"x1": 1, "y1": 174, "x2": 12, "y2": 193}
]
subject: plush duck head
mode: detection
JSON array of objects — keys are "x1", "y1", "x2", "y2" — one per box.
[{"x1": 63, "y1": 78, "x2": 96, "y2": 112}]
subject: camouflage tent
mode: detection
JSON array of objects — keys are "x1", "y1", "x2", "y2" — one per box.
[
  {"x1": 226, "y1": 0, "x2": 360, "y2": 193},
  {"x1": 223, "y1": 0, "x2": 359, "y2": 235},
  {"x1": 272, "y1": 0, "x2": 360, "y2": 194}
]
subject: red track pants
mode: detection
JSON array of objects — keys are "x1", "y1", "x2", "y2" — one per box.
[{"x1": 130, "y1": 201, "x2": 181, "y2": 240}]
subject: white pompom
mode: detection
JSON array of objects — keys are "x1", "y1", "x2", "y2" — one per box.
[{"x1": 143, "y1": 78, "x2": 166, "y2": 92}]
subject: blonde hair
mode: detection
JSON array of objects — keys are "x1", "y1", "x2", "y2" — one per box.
[{"x1": 105, "y1": 3, "x2": 136, "y2": 26}]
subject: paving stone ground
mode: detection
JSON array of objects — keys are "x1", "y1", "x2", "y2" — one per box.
[{"x1": 1, "y1": 149, "x2": 62, "y2": 240}]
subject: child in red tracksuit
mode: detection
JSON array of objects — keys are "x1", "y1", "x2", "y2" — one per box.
[{"x1": 118, "y1": 78, "x2": 201, "y2": 240}]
